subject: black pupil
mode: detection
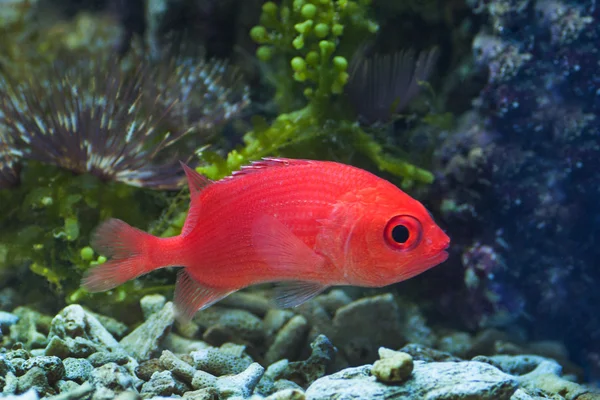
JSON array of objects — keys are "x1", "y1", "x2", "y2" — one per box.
[{"x1": 391, "y1": 225, "x2": 410, "y2": 243}]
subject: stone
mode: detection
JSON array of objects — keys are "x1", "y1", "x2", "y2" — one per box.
[
  {"x1": 331, "y1": 294, "x2": 404, "y2": 365},
  {"x1": 49, "y1": 305, "x2": 121, "y2": 352},
  {"x1": 23, "y1": 356, "x2": 65, "y2": 383},
  {"x1": 140, "y1": 370, "x2": 188, "y2": 397},
  {"x1": 139, "y1": 295, "x2": 167, "y2": 320},
  {"x1": 89, "y1": 363, "x2": 137, "y2": 393},
  {"x1": 54, "y1": 381, "x2": 95, "y2": 399},
  {"x1": 306, "y1": 361, "x2": 519, "y2": 400},
  {"x1": 135, "y1": 359, "x2": 162, "y2": 381},
  {"x1": 216, "y1": 362, "x2": 265, "y2": 399},
  {"x1": 195, "y1": 307, "x2": 265, "y2": 345},
  {"x1": 120, "y1": 302, "x2": 175, "y2": 361},
  {"x1": 62, "y1": 358, "x2": 93, "y2": 383},
  {"x1": 265, "y1": 388, "x2": 306, "y2": 400},
  {"x1": 219, "y1": 292, "x2": 272, "y2": 317},
  {"x1": 191, "y1": 370, "x2": 218, "y2": 390},
  {"x1": 265, "y1": 315, "x2": 309, "y2": 364},
  {"x1": 45, "y1": 336, "x2": 101, "y2": 359},
  {"x1": 17, "y1": 367, "x2": 55, "y2": 397},
  {"x1": 191, "y1": 348, "x2": 253, "y2": 376},
  {"x1": 159, "y1": 350, "x2": 196, "y2": 383},
  {"x1": 371, "y1": 348, "x2": 413, "y2": 383},
  {"x1": 276, "y1": 335, "x2": 336, "y2": 388},
  {"x1": 10, "y1": 308, "x2": 50, "y2": 349}
]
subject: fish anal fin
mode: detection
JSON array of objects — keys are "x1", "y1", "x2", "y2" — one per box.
[
  {"x1": 180, "y1": 161, "x2": 212, "y2": 199},
  {"x1": 252, "y1": 214, "x2": 326, "y2": 276},
  {"x1": 273, "y1": 281, "x2": 329, "y2": 308},
  {"x1": 174, "y1": 269, "x2": 234, "y2": 321}
]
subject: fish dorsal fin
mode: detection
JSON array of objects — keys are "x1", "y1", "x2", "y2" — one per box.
[
  {"x1": 174, "y1": 269, "x2": 234, "y2": 321},
  {"x1": 180, "y1": 161, "x2": 212, "y2": 200},
  {"x1": 273, "y1": 281, "x2": 329, "y2": 308},
  {"x1": 228, "y1": 158, "x2": 313, "y2": 179}
]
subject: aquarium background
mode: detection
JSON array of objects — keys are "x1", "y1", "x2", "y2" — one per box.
[{"x1": 0, "y1": 0, "x2": 599, "y2": 399}]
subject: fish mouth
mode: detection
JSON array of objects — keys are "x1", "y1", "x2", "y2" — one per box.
[{"x1": 435, "y1": 250, "x2": 449, "y2": 264}]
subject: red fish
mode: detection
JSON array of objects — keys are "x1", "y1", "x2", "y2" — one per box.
[{"x1": 82, "y1": 158, "x2": 450, "y2": 319}]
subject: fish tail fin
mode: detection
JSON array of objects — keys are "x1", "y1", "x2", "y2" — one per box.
[{"x1": 82, "y1": 218, "x2": 182, "y2": 292}]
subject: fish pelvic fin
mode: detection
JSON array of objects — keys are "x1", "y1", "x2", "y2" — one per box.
[
  {"x1": 174, "y1": 269, "x2": 234, "y2": 321},
  {"x1": 82, "y1": 218, "x2": 182, "y2": 292},
  {"x1": 273, "y1": 281, "x2": 329, "y2": 308}
]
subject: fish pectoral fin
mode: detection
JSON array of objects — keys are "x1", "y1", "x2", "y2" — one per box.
[
  {"x1": 252, "y1": 214, "x2": 326, "y2": 274},
  {"x1": 273, "y1": 281, "x2": 329, "y2": 308},
  {"x1": 174, "y1": 269, "x2": 234, "y2": 321}
]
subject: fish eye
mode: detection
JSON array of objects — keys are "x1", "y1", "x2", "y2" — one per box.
[{"x1": 384, "y1": 215, "x2": 423, "y2": 251}]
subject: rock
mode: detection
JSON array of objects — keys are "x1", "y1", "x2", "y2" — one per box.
[
  {"x1": 3, "y1": 371, "x2": 19, "y2": 394},
  {"x1": 140, "y1": 370, "x2": 188, "y2": 397},
  {"x1": 49, "y1": 305, "x2": 121, "y2": 352},
  {"x1": 371, "y1": 348, "x2": 413, "y2": 383},
  {"x1": 53, "y1": 381, "x2": 95, "y2": 399},
  {"x1": 191, "y1": 347, "x2": 253, "y2": 376},
  {"x1": 474, "y1": 354, "x2": 551, "y2": 375},
  {"x1": 399, "y1": 343, "x2": 461, "y2": 362},
  {"x1": 216, "y1": 362, "x2": 265, "y2": 399},
  {"x1": 88, "y1": 350, "x2": 130, "y2": 367},
  {"x1": 89, "y1": 363, "x2": 137, "y2": 393},
  {"x1": 314, "y1": 290, "x2": 353, "y2": 315},
  {"x1": 17, "y1": 367, "x2": 55, "y2": 397},
  {"x1": 135, "y1": 359, "x2": 162, "y2": 381},
  {"x1": 437, "y1": 332, "x2": 473, "y2": 358},
  {"x1": 10, "y1": 308, "x2": 51, "y2": 349},
  {"x1": 273, "y1": 379, "x2": 304, "y2": 392},
  {"x1": 182, "y1": 387, "x2": 219, "y2": 399},
  {"x1": 306, "y1": 361, "x2": 519, "y2": 400},
  {"x1": 23, "y1": 356, "x2": 65, "y2": 383},
  {"x1": 195, "y1": 307, "x2": 265, "y2": 345},
  {"x1": 163, "y1": 333, "x2": 210, "y2": 354},
  {"x1": 0, "y1": 354, "x2": 16, "y2": 375},
  {"x1": 62, "y1": 358, "x2": 93, "y2": 383},
  {"x1": 4, "y1": 389, "x2": 39, "y2": 400},
  {"x1": 0, "y1": 311, "x2": 19, "y2": 331},
  {"x1": 265, "y1": 388, "x2": 306, "y2": 400},
  {"x1": 45, "y1": 336, "x2": 100, "y2": 359},
  {"x1": 263, "y1": 310, "x2": 295, "y2": 339},
  {"x1": 275, "y1": 335, "x2": 336, "y2": 388},
  {"x1": 84, "y1": 310, "x2": 129, "y2": 340},
  {"x1": 159, "y1": 350, "x2": 196, "y2": 383},
  {"x1": 514, "y1": 358, "x2": 594, "y2": 400},
  {"x1": 401, "y1": 303, "x2": 437, "y2": 348},
  {"x1": 191, "y1": 370, "x2": 218, "y2": 390},
  {"x1": 120, "y1": 302, "x2": 175, "y2": 361},
  {"x1": 265, "y1": 315, "x2": 309, "y2": 364},
  {"x1": 114, "y1": 391, "x2": 142, "y2": 400},
  {"x1": 219, "y1": 292, "x2": 272, "y2": 317},
  {"x1": 331, "y1": 294, "x2": 404, "y2": 365},
  {"x1": 55, "y1": 379, "x2": 82, "y2": 394},
  {"x1": 139, "y1": 295, "x2": 167, "y2": 320}
]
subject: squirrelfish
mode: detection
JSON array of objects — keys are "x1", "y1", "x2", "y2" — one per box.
[{"x1": 83, "y1": 158, "x2": 450, "y2": 318}]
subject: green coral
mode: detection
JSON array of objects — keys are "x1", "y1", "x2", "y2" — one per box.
[{"x1": 195, "y1": 0, "x2": 434, "y2": 187}]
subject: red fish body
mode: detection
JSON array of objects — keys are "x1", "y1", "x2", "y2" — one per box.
[{"x1": 83, "y1": 158, "x2": 450, "y2": 318}]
